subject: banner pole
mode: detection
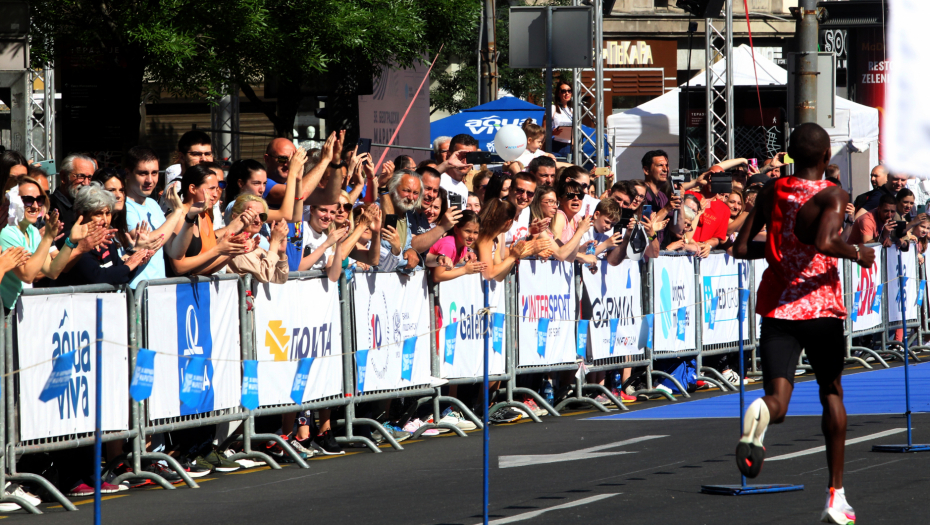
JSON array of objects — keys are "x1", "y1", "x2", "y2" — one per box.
[
  {"x1": 483, "y1": 280, "x2": 490, "y2": 525},
  {"x1": 94, "y1": 297, "x2": 103, "y2": 525}
]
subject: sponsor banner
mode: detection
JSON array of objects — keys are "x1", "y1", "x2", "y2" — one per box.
[
  {"x1": 852, "y1": 251, "x2": 883, "y2": 331},
  {"x1": 437, "y1": 273, "x2": 505, "y2": 379},
  {"x1": 752, "y1": 259, "x2": 766, "y2": 338},
  {"x1": 580, "y1": 259, "x2": 644, "y2": 359},
  {"x1": 651, "y1": 256, "x2": 696, "y2": 352},
  {"x1": 253, "y1": 278, "x2": 343, "y2": 406},
  {"x1": 147, "y1": 280, "x2": 241, "y2": 420},
  {"x1": 17, "y1": 293, "x2": 129, "y2": 441},
  {"x1": 517, "y1": 260, "x2": 576, "y2": 367},
  {"x1": 699, "y1": 253, "x2": 750, "y2": 345},
  {"x1": 886, "y1": 245, "x2": 919, "y2": 323},
  {"x1": 352, "y1": 271, "x2": 432, "y2": 391}
]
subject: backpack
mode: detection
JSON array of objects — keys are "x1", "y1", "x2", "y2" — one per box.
[{"x1": 655, "y1": 357, "x2": 698, "y2": 394}]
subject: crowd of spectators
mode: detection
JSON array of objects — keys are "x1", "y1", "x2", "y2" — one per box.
[{"x1": 0, "y1": 123, "x2": 917, "y2": 502}]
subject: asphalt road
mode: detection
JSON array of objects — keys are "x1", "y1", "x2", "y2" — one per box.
[{"x1": 6, "y1": 366, "x2": 930, "y2": 524}]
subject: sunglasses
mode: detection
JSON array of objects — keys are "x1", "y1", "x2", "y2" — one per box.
[
  {"x1": 513, "y1": 188, "x2": 535, "y2": 198},
  {"x1": 560, "y1": 89, "x2": 572, "y2": 94},
  {"x1": 21, "y1": 195, "x2": 43, "y2": 208},
  {"x1": 257, "y1": 213, "x2": 268, "y2": 223},
  {"x1": 218, "y1": 181, "x2": 227, "y2": 189},
  {"x1": 340, "y1": 204, "x2": 353, "y2": 212},
  {"x1": 564, "y1": 192, "x2": 584, "y2": 201},
  {"x1": 187, "y1": 151, "x2": 212, "y2": 158},
  {"x1": 274, "y1": 155, "x2": 290, "y2": 165}
]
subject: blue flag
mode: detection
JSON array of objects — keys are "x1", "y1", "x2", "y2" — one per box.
[
  {"x1": 918, "y1": 280, "x2": 926, "y2": 307},
  {"x1": 40, "y1": 350, "x2": 76, "y2": 402},
  {"x1": 492, "y1": 313, "x2": 505, "y2": 354},
  {"x1": 708, "y1": 296, "x2": 719, "y2": 330},
  {"x1": 852, "y1": 291, "x2": 861, "y2": 322},
  {"x1": 577, "y1": 320, "x2": 589, "y2": 358},
  {"x1": 676, "y1": 306, "x2": 687, "y2": 341},
  {"x1": 290, "y1": 357, "x2": 314, "y2": 404},
  {"x1": 129, "y1": 348, "x2": 156, "y2": 402},
  {"x1": 179, "y1": 356, "x2": 206, "y2": 407},
  {"x1": 356, "y1": 349, "x2": 369, "y2": 393},
  {"x1": 872, "y1": 284, "x2": 883, "y2": 313},
  {"x1": 738, "y1": 289, "x2": 750, "y2": 323},
  {"x1": 401, "y1": 337, "x2": 416, "y2": 381},
  {"x1": 444, "y1": 323, "x2": 457, "y2": 365},
  {"x1": 644, "y1": 314, "x2": 654, "y2": 349},
  {"x1": 537, "y1": 318, "x2": 549, "y2": 357},
  {"x1": 241, "y1": 360, "x2": 259, "y2": 410},
  {"x1": 609, "y1": 318, "x2": 619, "y2": 355}
]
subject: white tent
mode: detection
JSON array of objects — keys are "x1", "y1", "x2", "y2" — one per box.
[{"x1": 607, "y1": 45, "x2": 879, "y2": 184}]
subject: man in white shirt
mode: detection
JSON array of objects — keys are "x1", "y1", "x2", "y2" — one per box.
[
  {"x1": 164, "y1": 130, "x2": 214, "y2": 189},
  {"x1": 436, "y1": 134, "x2": 478, "y2": 207},
  {"x1": 504, "y1": 173, "x2": 539, "y2": 247}
]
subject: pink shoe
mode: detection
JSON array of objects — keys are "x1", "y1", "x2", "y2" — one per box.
[{"x1": 403, "y1": 418, "x2": 439, "y2": 436}]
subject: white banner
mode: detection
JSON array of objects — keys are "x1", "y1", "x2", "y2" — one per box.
[
  {"x1": 581, "y1": 259, "x2": 644, "y2": 359},
  {"x1": 147, "y1": 280, "x2": 241, "y2": 420},
  {"x1": 352, "y1": 271, "x2": 432, "y2": 391},
  {"x1": 17, "y1": 293, "x2": 129, "y2": 441},
  {"x1": 851, "y1": 250, "x2": 883, "y2": 332},
  {"x1": 651, "y1": 255, "x2": 696, "y2": 352},
  {"x1": 886, "y1": 245, "x2": 919, "y2": 323},
  {"x1": 517, "y1": 259, "x2": 576, "y2": 366},
  {"x1": 437, "y1": 274, "x2": 505, "y2": 379},
  {"x1": 700, "y1": 253, "x2": 750, "y2": 346},
  {"x1": 253, "y1": 278, "x2": 343, "y2": 405}
]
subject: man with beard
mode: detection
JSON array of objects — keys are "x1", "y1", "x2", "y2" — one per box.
[
  {"x1": 378, "y1": 169, "x2": 422, "y2": 272},
  {"x1": 50, "y1": 154, "x2": 96, "y2": 246}
]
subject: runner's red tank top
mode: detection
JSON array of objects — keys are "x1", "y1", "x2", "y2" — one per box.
[{"x1": 756, "y1": 177, "x2": 846, "y2": 320}]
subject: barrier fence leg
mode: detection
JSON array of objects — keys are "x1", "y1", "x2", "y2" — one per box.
[
  {"x1": 493, "y1": 273, "x2": 546, "y2": 421},
  {"x1": 873, "y1": 249, "x2": 930, "y2": 453},
  {"x1": 702, "y1": 264, "x2": 804, "y2": 495},
  {"x1": 94, "y1": 299, "x2": 102, "y2": 523},
  {"x1": 229, "y1": 414, "x2": 281, "y2": 469}
]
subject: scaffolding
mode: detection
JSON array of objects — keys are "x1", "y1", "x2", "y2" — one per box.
[
  {"x1": 25, "y1": 67, "x2": 55, "y2": 163},
  {"x1": 211, "y1": 86, "x2": 240, "y2": 162},
  {"x1": 572, "y1": 0, "x2": 606, "y2": 187},
  {"x1": 704, "y1": 0, "x2": 734, "y2": 168}
]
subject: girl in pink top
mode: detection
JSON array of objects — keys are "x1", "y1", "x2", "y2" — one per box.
[{"x1": 427, "y1": 210, "x2": 486, "y2": 282}]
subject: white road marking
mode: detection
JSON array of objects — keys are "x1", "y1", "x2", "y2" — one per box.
[
  {"x1": 767, "y1": 428, "x2": 907, "y2": 462},
  {"x1": 477, "y1": 494, "x2": 619, "y2": 525},
  {"x1": 498, "y1": 435, "x2": 668, "y2": 469},
  {"x1": 847, "y1": 458, "x2": 907, "y2": 474}
]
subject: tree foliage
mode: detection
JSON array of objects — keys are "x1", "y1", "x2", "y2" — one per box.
[{"x1": 29, "y1": 0, "x2": 481, "y2": 139}]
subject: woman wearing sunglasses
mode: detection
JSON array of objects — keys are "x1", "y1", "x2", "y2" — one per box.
[
  {"x1": 226, "y1": 194, "x2": 289, "y2": 284},
  {"x1": 0, "y1": 177, "x2": 92, "y2": 310},
  {"x1": 549, "y1": 179, "x2": 593, "y2": 260},
  {"x1": 548, "y1": 80, "x2": 574, "y2": 159},
  {"x1": 167, "y1": 164, "x2": 250, "y2": 276}
]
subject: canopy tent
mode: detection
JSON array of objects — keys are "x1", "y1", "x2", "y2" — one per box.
[
  {"x1": 607, "y1": 45, "x2": 879, "y2": 187},
  {"x1": 430, "y1": 97, "x2": 606, "y2": 163}
]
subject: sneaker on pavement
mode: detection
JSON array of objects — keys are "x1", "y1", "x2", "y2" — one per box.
[
  {"x1": 821, "y1": 487, "x2": 856, "y2": 524},
  {"x1": 143, "y1": 463, "x2": 184, "y2": 484},
  {"x1": 222, "y1": 449, "x2": 265, "y2": 468},
  {"x1": 488, "y1": 407, "x2": 522, "y2": 424},
  {"x1": 313, "y1": 430, "x2": 345, "y2": 455},
  {"x1": 736, "y1": 398, "x2": 769, "y2": 479},
  {"x1": 611, "y1": 389, "x2": 636, "y2": 403},
  {"x1": 5, "y1": 483, "x2": 40, "y2": 506},
  {"x1": 288, "y1": 438, "x2": 317, "y2": 459},
  {"x1": 203, "y1": 449, "x2": 241, "y2": 472},
  {"x1": 522, "y1": 398, "x2": 548, "y2": 417},
  {"x1": 441, "y1": 408, "x2": 479, "y2": 431},
  {"x1": 402, "y1": 418, "x2": 440, "y2": 436},
  {"x1": 422, "y1": 415, "x2": 450, "y2": 433},
  {"x1": 182, "y1": 457, "x2": 213, "y2": 478},
  {"x1": 378, "y1": 423, "x2": 412, "y2": 443},
  {"x1": 722, "y1": 369, "x2": 740, "y2": 386},
  {"x1": 594, "y1": 394, "x2": 613, "y2": 406},
  {"x1": 655, "y1": 384, "x2": 673, "y2": 397}
]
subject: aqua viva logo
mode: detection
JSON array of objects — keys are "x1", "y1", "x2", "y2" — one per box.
[
  {"x1": 659, "y1": 268, "x2": 688, "y2": 338},
  {"x1": 52, "y1": 310, "x2": 92, "y2": 420}
]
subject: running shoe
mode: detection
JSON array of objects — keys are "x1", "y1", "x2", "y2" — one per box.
[
  {"x1": 488, "y1": 407, "x2": 522, "y2": 424},
  {"x1": 313, "y1": 430, "x2": 346, "y2": 455},
  {"x1": 735, "y1": 398, "x2": 769, "y2": 479},
  {"x1": 611, "y1": 389, "x2": 636, "y2": 403},
  {"x1": 182, "y1": 456, "x2": 214, "y2": 478},
  {"x1": 67, "y1": 481, "x2": 121, "y2": 497},
  {"x1": 402, "y1": 418, "x2": 440, "y2": 437},
  {"x1": 522, "y1": 398, "x2": 548, "y2": 417},
  {"x1": 287, "y1": 438, "x2": 317, "y2": 459},
  {"x1": 722, "y1": 369, "x2": 740, "y2": 386},
  {"x1": 222, "y1": 449, "x2": 266, "y2": 468},
  {"x1": 821, "y1": 487, "x2": 856, "y2": 524},
  {"x1": 373, "y1": 423, "x2": 412, "y2": 443},
  {"x1": 440, "y1": 408, "x2": 478, "y2": 431},
  {"x1": 594, "y1": 394, "x2": 614, "y2": 406},
  {"x1": 144, "y1": 463, "x2": 184, "y2": 485},
  {"x1": 5, "y1": 483, "x2": 41, "y2": 506},
  {"x1": 203, "y1": 449, "x2": 241, "y2": 472},
  {"x1": 422, "y1": 415, "x2": 450, "y2": 433}
]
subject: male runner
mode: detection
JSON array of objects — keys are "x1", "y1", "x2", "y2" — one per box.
[{"x1": 732, "y1": 123, "x2": 875, "y2": 524}]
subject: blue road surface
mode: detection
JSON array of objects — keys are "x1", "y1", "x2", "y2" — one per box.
[{"x1": 590, "y1": 361, "x2": 930, "y2": 420}]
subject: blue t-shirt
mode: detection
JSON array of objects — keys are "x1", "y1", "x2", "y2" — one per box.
[
  {"x1": 263, "y1": 178, "x2": 302, "y2": 271},
  {"x1": 125, "y1": 198, "x2": 168, "y2": 289}
]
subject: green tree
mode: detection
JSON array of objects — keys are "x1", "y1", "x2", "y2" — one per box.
[{"x1": 29, "y1": 0, "x2": 479, "y2": 142}]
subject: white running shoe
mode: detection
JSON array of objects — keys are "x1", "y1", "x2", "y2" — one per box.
[
  {"x1": 735, "y1": 398, "x2": 769, "y2": 479},
  {"x1": 821, "y1": 487, "x2": 856, "y2": 524}
]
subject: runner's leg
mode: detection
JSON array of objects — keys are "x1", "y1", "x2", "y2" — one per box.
[{"x1": 820, "y1": 375, "x2": 846, "y2": 489}]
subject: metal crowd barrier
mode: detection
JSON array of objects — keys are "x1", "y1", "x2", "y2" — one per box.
[{"x1": 2, "y1": 242, "x2": 921, "y2": 511}]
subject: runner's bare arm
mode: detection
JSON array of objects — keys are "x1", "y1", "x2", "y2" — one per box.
[{"x1": 802, "y1": 187, "x2": 867, "y2": 262}]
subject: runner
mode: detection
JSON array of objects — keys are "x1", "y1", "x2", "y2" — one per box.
[{"x1": 732, "y1": 123, "x2": 875, "y2": 525}]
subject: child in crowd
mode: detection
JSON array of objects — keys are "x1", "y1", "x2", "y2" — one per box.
[
  {"x1": 575, "y1": 199, "x2": 624, "y2": 267},
  {"x1": 426, "y1": 210, "x2": 487, "y2": 281}
]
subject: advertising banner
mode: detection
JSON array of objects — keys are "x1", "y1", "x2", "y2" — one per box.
[
  {"x1": 851, "y1": 250, "x2": 883, "y2": 331},
  {"x1": 580, "y1": 259, "x2": 644, "y2": 359},
  {"x1": 147, "y1": 280, "x2": 241, "y2": 420},
  {"x1": 517, "y1": 260, "x2": 576, "y2": 366},
  {"x1": 651, "y1": 255, "x2": 696, "y2": 352},
  {"x1": 700, "y1": 253, "x2": 750, "y2": 345},
  {"x1": 352, "y1": 271, "x2": 432, "y2": 392},
  {"x1": 886, "y1": 245, "x2": 918, "y2": 323},
  {"x1": 253, "y1": 278, "x2": 343, "y2": 406},
  {"x1": 17, "y1": 293, "x2": 129, "y2": 441},
  {"x1": 437, "y1": 274, "x2": 505, "y2": 379}
]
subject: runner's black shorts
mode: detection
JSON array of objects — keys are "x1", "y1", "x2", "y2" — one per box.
[{"x1": 759, "y1": 317, "x2": 845, "y2": 387}]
